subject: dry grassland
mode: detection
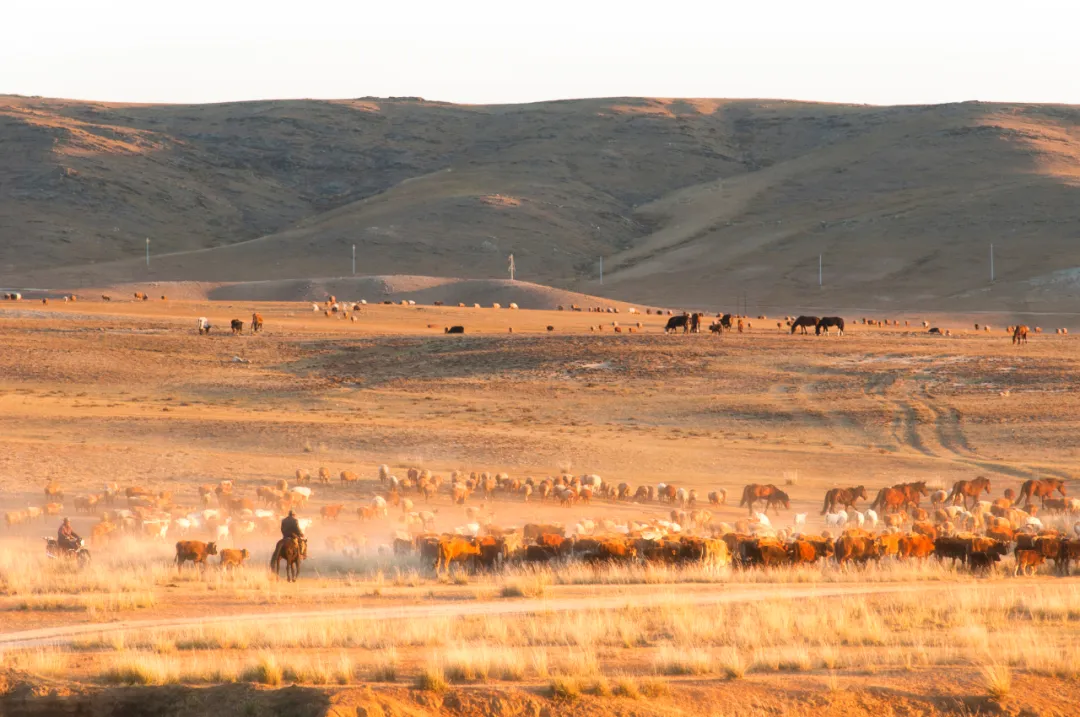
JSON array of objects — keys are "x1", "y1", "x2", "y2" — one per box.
[{"x1": 1, "y1": 297, "x2": 1079, "y2": 715}]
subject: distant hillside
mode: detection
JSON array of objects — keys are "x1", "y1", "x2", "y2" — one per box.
[{"x1": 2, "y1": 95, "x2": 1080, "y2": 311}]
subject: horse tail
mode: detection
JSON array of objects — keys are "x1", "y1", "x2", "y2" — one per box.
[
  {"x1": 270, "y1": 541, "x2": 282, "y2": 573},
  {"x1": 822, "y1": 490, "x2": 834, "y2": 515},
  {"x1": 739, "y1": 485, "x2": 752, "y2": 507}
]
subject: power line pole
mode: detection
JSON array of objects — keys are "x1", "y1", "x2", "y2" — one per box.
[
  {"x1": 990, "y1": 243, "x2": 994, "y2": 283},
  {"x1": 352, "y1": 244, "x2": 356, "y2": 276},
  {"x1": 508, "y1": 254, "x2": 515, "y2": 281},
  {"x1": 146, "y1": 238, "x2": 150, "y2": 268},
  {"x1": 818, "y1": 254, "x2": 822, "y2": 288},
  {"x1": 599, "y1": 256, "x2": 603, "y2": 285}
]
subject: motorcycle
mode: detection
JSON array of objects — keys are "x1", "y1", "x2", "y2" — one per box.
[{"x1": 44, "y1": 536, "x2": 92, "y2": 569}]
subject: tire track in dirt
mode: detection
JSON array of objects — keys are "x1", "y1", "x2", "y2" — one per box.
[{"x1": 0, "y1": 582, "x2": 961, "y2": 651}]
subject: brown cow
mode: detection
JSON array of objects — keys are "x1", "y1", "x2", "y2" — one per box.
[
  {"x1": 1012, "y1": 325, "x2": 1028, "y2": 345},
  {"x1": 523, "y1": 523, "x2": 564, "y2": 541},
  {"x1": 435, "y1": 536, "x2": 481, "y2": 574},
  {"x1": 219, "y1": 548, "x2": 249, "y2": 570},
  {"x1": 175, "y1": 541, "x2": 218, "y2": 571},
  {"x1": 597, "y1": 540, "x2": 637, "y2": 562},
  {"x1": 320, "y1": 504, "x2": 344, "y2": 520},
  {"x1": 1014, "y1": 549, "x2": 1045, "y2": 576},
  {"x1": 898, "y1": 533, "x2": 934, "y2": 559},
  {"x1": 340, "y1": 471, "x2": 359, "y2": 485},
  {"x1": 251, "y1": 313, "x2": 264, "y2": 333},
  {"x1": 318, "y1": 467, "x2": 331, "y2": 484},
  {"x1": 835, "y1": 535, "x2": 881, "y2": 565}
]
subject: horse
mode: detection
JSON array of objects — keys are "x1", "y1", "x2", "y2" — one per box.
[
  {"x1": 815, "y1": 317, "x2": 845, "y2": 336},
  {"x1": 1019, "y1": 478, "x2": 1067, "y2": 509},
  {"x1": 1012, "y1": 325, "x2": 1028, "y2": 345},
  {"x1": 947, "y1": 477, "x2": 991, "y2": 509},
  {"x1": 765, "y1": 489, "x2": 790, "y2": 515},
  {"x1": 719, "y1": 314, "x2": 733, "y2": 331},
  {"x1": 790, "y1": 316, "x2": 820, "y2": 335},
  {"x1": 270, "y1": 537, "x2": 305, "y2": 582},
  {"x1": 822, "y1": 486, "x2": 867, "y2": 514},
  {"x1": 251, "y1": 313, "x2": 264, "y2": 333},
  {"x1": 870, "y1": 486, "x2": 908, "y2": 514},
  {"x1": 740, "y1": 483, "x2": 780, "y2": 516},
  {"x1": 898, "y1": 481, "x2": 929, "y2": 508}
]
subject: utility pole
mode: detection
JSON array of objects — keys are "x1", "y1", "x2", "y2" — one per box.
[
  {"x1": 818, "y1": 254, "x2": 822, "y2": 288},
  {"x1": 599, "y1": 256, "x2": 603, "y2": 285},
  {"x1": 508, "y1": 254, "x2": 515, "y2": 282},
  {"x1": 146, "y1": 238, "x2": 150, "y2": 268},
  {"x1": 352, "y1": 244, "x2": 356, "y2": 276},
  {"x1": 990, "y1": 243, "x2": 994, "y2": 283}
]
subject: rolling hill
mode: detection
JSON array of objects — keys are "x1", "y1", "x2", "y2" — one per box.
[{"x1": 2, "y1": 95, "x2": 1079, "y2": 311}]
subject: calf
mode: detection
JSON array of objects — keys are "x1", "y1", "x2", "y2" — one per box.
[
  {"x1": 219, "y1": 548, "x2": 250, "y2": 570},
  {"x1": 1014, "y1": 549, "x2": 1045, "y2": 576},
  {"x1": 321, "y1": 504, "x2": 344, "y2": 520}
]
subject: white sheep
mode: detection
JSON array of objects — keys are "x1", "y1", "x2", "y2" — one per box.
[
  {"x1": 825, "y1": 512, "x2": 847, "y2": 529},
  {"x1": 848, "y1": 510, "x2": 865, "y2": 527},
  {"x1": 930, "y1": 489, "x2": 948, "y2": 506},
  {"x1": 865, "y1": 509, "x2": 878, "y2": 529},
  {"x1": 793, "y1": 513, "x2": 807, "y2": 530},
  {"x1": 753, "y1": 512, "x2": 772, "y2": 527},
  {"x1": 509, "y1": 303, "x2": 519, "y2": 310}
]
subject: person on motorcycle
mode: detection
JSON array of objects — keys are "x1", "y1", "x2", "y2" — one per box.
[
  {"x1": 57, "y1": 518, "x2": 81, "y2": 553},
  {"x1": 280, "y1": 510, "x2": 307, "y2": 558}
]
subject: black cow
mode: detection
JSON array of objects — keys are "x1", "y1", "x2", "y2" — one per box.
[
  {"x1": 665, "y1": 314, "x2": 690, "y2": 334},
  {"x1": 230, "y1": 319, "x2": 244, "y2": 335},
  {"x1": 444, "y1": 326, "x2": 465, "y2": 334}
]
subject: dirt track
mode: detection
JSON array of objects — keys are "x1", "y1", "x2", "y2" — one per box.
[{"x1": 0, "y1": 581, "x2": 968, "y2": 650}]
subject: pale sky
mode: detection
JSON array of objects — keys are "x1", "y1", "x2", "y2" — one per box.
[{"x1": 3, "y1": 0, "x2": 1078, "y2": 106}]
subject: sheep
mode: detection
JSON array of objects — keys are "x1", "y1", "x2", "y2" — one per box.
[
  {"x1": 509, "y1": 303, "x2": 519, "y2": 310},
  {"x1": 865, "y1": 509, "x2": 879, "y2": 529},
  {"x1": 825, "y1": 512, "x2": 847, "y2": 529}
]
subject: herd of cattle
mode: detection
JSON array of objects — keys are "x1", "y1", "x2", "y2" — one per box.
[{"x1": 6, "y1": 467, "x2": 1078, "y2": 580}]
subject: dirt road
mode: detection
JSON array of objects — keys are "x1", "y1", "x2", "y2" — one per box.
[{"x1": 0, "y1": 581, "x2": 973, "y2": 650}]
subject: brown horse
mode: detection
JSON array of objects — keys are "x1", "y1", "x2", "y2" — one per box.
[
  {"x1": 947, "y1": 477, "x2": 991, "y2": 509},
  {"x1": 271, "y1": 537, "x2": 305, "y2": 582},
  {"x1": 821, "y1": 486, "x2": 867, "y2": 514},
  {"x1": 740, "y1": 484, "x2": 780, "y2": 516},
  {"x1": 1019, "y1": 479, "x2": 1067, "y2": 509},
  {"x1": 898, "y1": 481, "x2": 929, "y2": 508},
  {"x1": 765, "y1": 489, "x2": 790, "y2": 515},
  {"x1": 1012, "y1": 325, "x2": 1028, "y2": 345},
  {"x1": 870, "y1": 486, "x2": 908, "y2": 513}
]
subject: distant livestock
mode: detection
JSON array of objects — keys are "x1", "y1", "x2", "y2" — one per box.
[
  {"x1": 790, "y1": 316, "x2": 820, "y2": 335},
  {"x1": 445, "y1": 326, "x2": 465, "y2": 334},
  {"x1": 230, "y1": 319, "x2": 244, "y2": 335},
  {"x1": 815, "y1": 317, "x2": 845, "y2": 336}
]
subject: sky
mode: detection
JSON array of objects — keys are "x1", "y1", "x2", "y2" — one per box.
[{"x1": 3, "y1": 0, "x2": 1079, "y2": 106}]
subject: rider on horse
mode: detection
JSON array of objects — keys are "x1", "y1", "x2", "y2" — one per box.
[{"x1": 280, "y1": 510, "x2": 307, "y2": 558}]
